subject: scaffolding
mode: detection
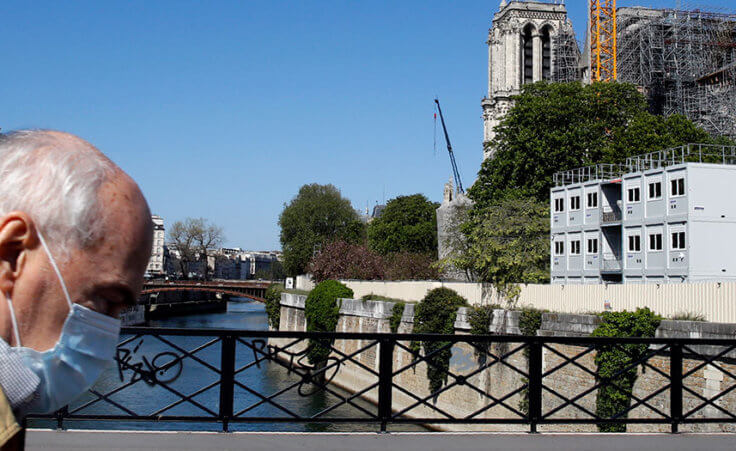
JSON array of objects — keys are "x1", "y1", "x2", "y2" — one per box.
[
  {"x1": 552, "y1": 26, "x2": 582, "y2": 82},
  {"x1": 616, "y1": 7, "x2": 736, "y2": 138}
]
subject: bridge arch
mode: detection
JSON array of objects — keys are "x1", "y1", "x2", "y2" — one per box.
[{"x1": 140, "y1": 287, "x2": 266, "y2": 303}]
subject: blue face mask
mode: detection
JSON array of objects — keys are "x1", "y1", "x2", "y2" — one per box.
[{"x1": 5, "y1": 230, "x2": 121, "y2": 414}]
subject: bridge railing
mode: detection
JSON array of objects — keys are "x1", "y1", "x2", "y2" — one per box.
[{"x1": 26, "y1": 328, "x2": 736, "y2": 433}]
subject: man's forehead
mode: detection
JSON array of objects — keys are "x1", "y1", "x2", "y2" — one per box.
[{"x1": 96, "y1": 174, "x2": 153, "y2": 256}]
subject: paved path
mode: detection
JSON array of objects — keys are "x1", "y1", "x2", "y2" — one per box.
[{"x1": 25, "y1": 430, "x2": 736, "y2": 451}]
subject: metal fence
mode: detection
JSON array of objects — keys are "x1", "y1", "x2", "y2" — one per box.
[{"x1": 27, "y1": 328, "x2": 736, "y2": 433}]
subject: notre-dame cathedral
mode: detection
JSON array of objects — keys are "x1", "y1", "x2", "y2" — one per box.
[{"x1": 481, "y1": 0, "x2": 580, "y2": 160}]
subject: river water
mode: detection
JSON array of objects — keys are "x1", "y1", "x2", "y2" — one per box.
[{"x1": 30, "y1": 299, "x2": 422, "y2": 432}]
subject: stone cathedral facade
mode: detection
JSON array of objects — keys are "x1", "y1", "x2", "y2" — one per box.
[{"x1": 481, "y1": 1, "x2": 579, "y2": 160}]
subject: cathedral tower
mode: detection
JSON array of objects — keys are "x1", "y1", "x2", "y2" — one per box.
[{"x1": 481, "y1": 1, "x2": 578, "y2": 160}]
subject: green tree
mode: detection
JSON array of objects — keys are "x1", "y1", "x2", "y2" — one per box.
[
  {"x1": 470, "y1": 81, "x2": 721, "y2": 206},
  {"x1": 452, "y1": 197, "x2": 549, "y2": 291},
  {"x1": 279, "y1": 184, "x2": 365, "y2": 276},
  {"x1": 367, "y1": 194, "x2": 439, "y2": 255}
]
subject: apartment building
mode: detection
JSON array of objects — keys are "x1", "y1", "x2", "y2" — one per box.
[{"x1": 550, "y1": 144, "x2": 736, "y2": 284}]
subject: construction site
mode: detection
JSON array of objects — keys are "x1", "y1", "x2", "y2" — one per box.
[{"x1": 615, "y1": 6, "x2": 736, "y2": 139}]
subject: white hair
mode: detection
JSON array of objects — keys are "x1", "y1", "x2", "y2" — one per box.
[{"x1": 0, "y1": 130, "x2": 116, "y2": 255}]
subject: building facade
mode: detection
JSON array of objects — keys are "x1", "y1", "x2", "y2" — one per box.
[
  {"x1": 551, "y1": 144, "x2": 736, "y2": 284},
  {"x1": 481, "y1": 0, "x2": 578, "y2": 160},
  {"x1": 146, "y1": 215, "x2": 166, "y2": 277}
]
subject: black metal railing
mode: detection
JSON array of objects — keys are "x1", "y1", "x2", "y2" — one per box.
[{"x1": 26, "y1": 328, "x2": 736, "y2": 433}]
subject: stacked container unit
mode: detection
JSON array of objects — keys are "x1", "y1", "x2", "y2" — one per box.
[{"x1": 551, "y1": 161, "x2": 736, "y2": 284}]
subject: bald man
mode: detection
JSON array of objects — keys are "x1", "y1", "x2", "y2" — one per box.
[{"x1": 0, "y1": 131, "x2": 153, "y2": 450}]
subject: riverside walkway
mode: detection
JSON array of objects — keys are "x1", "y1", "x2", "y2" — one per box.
[{"x1": 25, "y1": 430, "x2": 736, "y2": 451}]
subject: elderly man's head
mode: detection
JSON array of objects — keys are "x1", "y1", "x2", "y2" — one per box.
[{"x1": 0, "y1": 130, "x2": 152, "y2": 352}]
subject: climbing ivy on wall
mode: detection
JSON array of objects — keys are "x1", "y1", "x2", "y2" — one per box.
[
  {"x1": 468, "y1": 305, "x2": 499, "y2": 336},
  {"x1": 517, "y1": 307, "x2": 545, "y2": 416},
  {"x1": 389, "y1": 302, "x2": 406, "y2": 333},
  {"x1": 410, "y1": 288, "x2": 468, "y2": 395},
  {"x1": 264, "y1": 284, "x2": 285, "y2": 330},
  {"x1": 591, "y1": 307, "x2": 661, "y2": 432},
  {"x1": 304, "y1": 280, "x2": 353, "y2": 365}
]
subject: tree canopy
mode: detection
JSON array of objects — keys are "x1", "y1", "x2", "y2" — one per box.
[
  {"x1": 469, "y1": 81, "x2": 715, "y2": 207},
  {"x1": 367, "y1": 194, "x2": 439, "y2": 256},
  {"x1": 452, "y1": 197, "x2": 549, "y2": 290},
  {"x1": 169, "y1": 217, "x2": 225, "y2": 280},
  {"x1": 279, "y1": 183, "x2": 365, "y2": 276}
]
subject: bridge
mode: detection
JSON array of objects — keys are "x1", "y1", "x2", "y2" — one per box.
[{"x1": 142, "y1": 280, "x2": 270, "y2": 302}]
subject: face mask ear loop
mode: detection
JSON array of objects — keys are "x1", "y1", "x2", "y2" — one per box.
[
  {"x1": 4, "y1": 293, "x2": 22, "y2": 347},
  {"x1": 35, "y1": 230, "x2": 74, "y2": 311}
]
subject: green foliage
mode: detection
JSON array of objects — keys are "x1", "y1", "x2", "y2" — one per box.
[
  {"x1": 361, "y1": 293, "x2": 407, "y2": 303},
  {"x1": 452, "y1": 197, "x2": 550, "y2": 289},
  {"x1": 304, "y1": 280, "x2": 354, "y2": 365},
  {"x1": 469, "y1": 81, "x2": 723, "y2": 206},
  {"x1": 468, "y1": 305, "x2": 499, "y2": 336},
  {"x1": 264, "y1": 284, "x2": 285, "y2": 330},
  {"x1": 368, "y1": 194, "x2": 440, "y2": 255},
  {"x1": 517, "y1": 307, "x2": 545, "y2": 415},
  {"x1": 390, "y1": 302, "x2": 406, "y2": 333},
  {"x1": 670, "y1": 311, "x2": 706, "y2": 322},
  {"x1": 591, "y1": 308, "x2": 661, "y2": 432},
  {"x1": 411, "y1": 288, "x2": 469, "y2": 395},
  {"x1": 519, "y1": 307, "x2": 545, "y2": 337},
  {"x1": 279, "y1": 184, "x2": 366, "y2": 276}
]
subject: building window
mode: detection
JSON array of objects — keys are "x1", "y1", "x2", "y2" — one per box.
[
  {"x1": 648, "y1": 233, "x2": 663, "y2": 251},
  {"x1": 671, "y1": 231, "x2": 686, "y2": 250},
  {"x1": 671, "y1": 178, "x2": 685, "y2": 197},
  {"x1": 587, "y1": 192, "x2": 598, "y2": 208},
  {"x1": 570, "y1": 196, "x2": 581, "y2": 211},
  {"x1": 522, "y1": 25, "x2": 534, "y2": 84},
  {"x1": 570, "y1": 240, "x2": 581, "y2": 255},
  {"x1": 628, "y1": 234, "x2": 641, "y2": 252},
  {"x1": 648, "y1": 181, "x2": 662, "y2": 200},
  {"x1": 541, "y1": 26, "x2": 551, "y2": 80},
  {"x1": 554, "y1": 198, "x2": 564, "y2": 212},
  {"x1": 554, "y1": 241, "x2": 565, "y2": 255},
  {"x1": 627, "y1": 187, "x2": 640, "y2": 203},
  {"x1": 587, "y1": 238, "x2": 598, "y2": 254}
]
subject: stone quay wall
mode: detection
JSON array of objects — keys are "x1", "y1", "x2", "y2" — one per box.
[{"x1": 274, "y1": 293, "x2": 736, "y2": 432}]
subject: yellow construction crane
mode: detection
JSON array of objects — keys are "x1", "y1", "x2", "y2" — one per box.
[{"x1": 590, "y1": 0, "x2": 617, "y2": 82}]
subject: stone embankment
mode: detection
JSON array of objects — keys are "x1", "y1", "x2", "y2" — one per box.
[{"x1": 274, "y1": 292, "x2": 736, "y2": 432}]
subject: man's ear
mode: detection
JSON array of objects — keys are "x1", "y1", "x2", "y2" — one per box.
[{"x1": 0, "y1": 212, "x2": 36, "y2": 294}]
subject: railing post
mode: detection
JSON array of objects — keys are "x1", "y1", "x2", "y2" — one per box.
[
  {"x1": 219, "y1": 334, "x2": 236, "y2": 432},
  {"x1": 670, "y1": 343, "x2": 683, "y2": 434},
  {"x1": 528, "y1": 338, "x2": 543, "y2": 433},
  {"x1": 56, "y1": 406, "x2": 68, "y2": 430},
  {"x1": 378, "y1": 337, "x2": 395, "y2": 432}
]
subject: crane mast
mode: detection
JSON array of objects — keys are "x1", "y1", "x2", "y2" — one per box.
[
  {"x1": 590, "y1": 0, "x2": 617, "y2": 82},
  {"x1": 434, "y1": 99, "x2": 464, "y2": 194}
]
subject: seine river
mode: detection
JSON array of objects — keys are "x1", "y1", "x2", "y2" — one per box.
[{"x1": 30, "y1": 299, "x2": 422, "y2": 432}]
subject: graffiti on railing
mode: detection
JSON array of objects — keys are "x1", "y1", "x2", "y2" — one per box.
[
  {"x1": 116, "y1": 338, "x2": 184, "y2": 386},
  {"x1": 248, "y1": 338, "x2": 342, "y2": 396}
]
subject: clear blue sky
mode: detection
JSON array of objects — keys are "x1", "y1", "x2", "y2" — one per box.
[{"x1": 1, "y1": 0, "x2": 733, "y2": 250}]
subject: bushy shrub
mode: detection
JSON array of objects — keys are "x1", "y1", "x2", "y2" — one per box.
[
  {"x1": 309, "y1": 241, "x2": 384, "y2": 282},
  {"x1": 411, "y1": 288, "x2": 468, "y2": 394},
  {"x1": 264, "y1": 284, "x2": 285, "y2": 330},
  {"x1": 304, "y1": 280, "x2": 354, "y2": 365},
  {"x1": 384, "y1": 251, "x2": 440, "y2": 280},
  {"x1": 591, "y1": 308, "x2": 661, "y2": 432},
  {"x1": 309, "y1": 241, "x2": 440, "y2": 282}
]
